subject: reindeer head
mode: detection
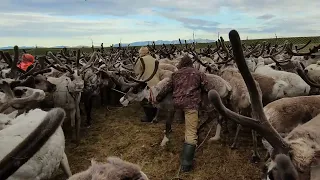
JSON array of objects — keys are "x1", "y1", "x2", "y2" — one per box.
[
  {"x1": 32, "y1": 75, "x2": 57, "y2": 93},
  {"x1": 66, "y1": 70, "x2": 85, "y2": 92},
  {"x1": 0, "y1": 79, "x2": 46, "y2": 112},
  {"x1": 119, "y1": 82, "x2": 148, "y2": 106}
]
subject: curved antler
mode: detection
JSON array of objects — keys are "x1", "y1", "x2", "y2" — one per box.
[{"x1": 208, "y1": 29, "x2": 290, "y2": 155}]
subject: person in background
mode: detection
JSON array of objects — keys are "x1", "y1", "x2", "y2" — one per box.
[
  {"x1": 17, "y1": 53, "x2": 35, "y2": 72},
  {"x1": 133, "y1": 47, "x2": 160, "y2": 122},
  {"x1": 155, "y1": 55, "x2": 211, "y2": 172}
]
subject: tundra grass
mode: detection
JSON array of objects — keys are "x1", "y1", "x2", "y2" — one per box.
[{"x1": 51, "y1": 103, "x2": 263, "y2": 180}]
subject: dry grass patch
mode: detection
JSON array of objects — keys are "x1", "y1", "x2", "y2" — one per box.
[{"x1": 52, "y1": 103, "x2": 263, "y2": 180}]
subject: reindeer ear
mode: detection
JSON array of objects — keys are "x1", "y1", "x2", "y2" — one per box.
[{"x1": 106, "y1": 156, "x2": 123, "y2": 165}]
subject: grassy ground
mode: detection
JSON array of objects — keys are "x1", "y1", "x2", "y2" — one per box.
[
  {"x1": 2, "y1": 36, "x2": 320, "y2": 55},
  {"x1": 51, "y1": 102, "x2": 264, "y2": 180}
]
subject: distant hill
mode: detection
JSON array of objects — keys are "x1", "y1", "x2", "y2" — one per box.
[
  {"x1": 0, "y1": 46, "x2": 46, "y2": 50},
  {"x1": 0, "y1": 38, "x2": 215, "y2": 50},
  {"x1": 112, "y1": 38, "x2": 215, "y2": 47}
]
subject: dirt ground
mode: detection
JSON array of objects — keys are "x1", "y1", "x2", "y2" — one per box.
[{"x1": 51, "y1": 103, "x2": 265, "y2": 180}]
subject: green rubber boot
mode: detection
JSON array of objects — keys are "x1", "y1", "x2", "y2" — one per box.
[{"x1": 180, "y1": 143, "x2": 196, "y2": 172}]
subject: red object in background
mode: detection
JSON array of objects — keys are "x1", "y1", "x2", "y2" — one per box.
[{"x1": 17, "y1": 54, "x2": 35, "y2": 71}]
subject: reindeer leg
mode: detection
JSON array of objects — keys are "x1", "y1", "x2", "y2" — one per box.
[
  {"x1": 264, "y1": 151, "x2": 270, "y2": 162},
  {"x1": 231, "y1": 124, "x2": 242, "y2": 149},
  {"x1": 70, "y1": 109, "x2": 77, "y2": 143},
  {"x1": 84, "y1": 95, "x2": 93, "y2": 127},
  {"x1": 79, "y1": 106, "x2": 85, "y2": 115},
  {"x1": 75, "y1": 93, "x2": 82, "y2": 144},
  {"x1": 222, "y1": 98, "x2": 231, "y2": 134},
  {"x1": 251, "y1": 130, "x2": 261, "y2": 163},
  {"x1": 100, "y1": 87, "x2": 106, "y2": 106},
  {"x1": 197, "y1": 112, "x2": 214, "y2": 144},
  {"x1": 151, "y1": 108, "x2": 160, "y2": 123},
  {"x1": 222, "y1": 118, "x2": 229, "y2": 134},
  {"x1": 231, "y1": 108, "x2": 250, "y2": 149},
  {"x1": 209, "y1": 115, "x2": 223, "y2": 141},
  {"x1": 197, "y1": 114, "x2": 213, "y2": 134},
  {"x1": 60, "y1": 152, "x2": 72, "y2": 177},
  {"x1": 161, "y1": 110, "x2": 175, "y2": 147}
]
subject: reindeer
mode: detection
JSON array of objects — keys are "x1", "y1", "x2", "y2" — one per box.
[
  {"x1": 67, "y1": 157, "x2": 148, "y2": 180},
  {"x1": 0, "y1": 108, "x2": 72, "y2": 180},
  {"x1": 0, "y1": 79, "x2": 46, "y2": 114},
  {"x1": 42, "y1": 51, "x2": 86, "y2": 143},
  {"x1": 208, "y1": 29, "x2": 320, "y2": 180}
]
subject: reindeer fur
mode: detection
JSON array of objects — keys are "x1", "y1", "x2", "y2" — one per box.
[
  {"x1": 159, "y1": 63, "x2": 177, "y2": 72},
  {"x1": 0, "y1": 108, "x2": 72, "y2": 180},
  {"x1": 67, "y1": 157, "x2": 148, "y2": 180},
  {"x1": 250, "y1": 57, "x2": 310, "y2": 97}
]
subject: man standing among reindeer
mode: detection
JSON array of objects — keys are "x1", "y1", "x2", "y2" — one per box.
[
  {"x1": 155, "y1": 55, "x2": 211, "y2": 172},
  {"x1": 134, "y1": 46, "x2": 160, "y2": 122},
  {"x1": 17, "y1": 53, "x2": 35, "y2": 72}
]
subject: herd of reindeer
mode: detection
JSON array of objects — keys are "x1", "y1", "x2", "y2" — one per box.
[{"x1": 0, "y1": 29, "x2": 320, "y2": 180}]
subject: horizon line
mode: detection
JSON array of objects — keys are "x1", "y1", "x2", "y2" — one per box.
[{"x1": 1, "y1": 35, "x2": 319, "y2": 50}]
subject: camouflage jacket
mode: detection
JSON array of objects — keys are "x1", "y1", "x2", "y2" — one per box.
[{"x1": 156, "y1": 67, "x2": 211, "y2": 110}]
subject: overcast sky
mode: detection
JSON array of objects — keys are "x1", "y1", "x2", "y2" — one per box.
[{"x1": 1, "y1": 0, "x2": 319, "y2": 47}]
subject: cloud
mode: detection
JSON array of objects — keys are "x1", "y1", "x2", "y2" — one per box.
[
  {"x1": 2, "y1": 0, "x2": 320, "y2": 17},
  {"x1": 257, "y1": 14, "x2": 275, "y2": 20},
  {"x1": 0, "y1": 0, "x2": 319, "y2": 47},
  {"x1": 159, "y1": 12, "x2": 220, "y2": 32}
]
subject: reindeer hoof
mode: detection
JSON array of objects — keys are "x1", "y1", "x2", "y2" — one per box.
[
  {"x1": 209, "y1": 136, "x2": 220, "y2": 142},
  {"x1": 250, "y1": 151, "x2": 261, "y2": 163},
  {"x1": 160, "y1": 136, "x2": 169, "y2": 147},
  {"x1": 230, "y1": 143, "x2": 238, "y2": 149},
  {"x1": 151, "y1": 118, "x2": 158, "y2": 123},
  {"x1": 163, "y1": 129, "x2": 172, "y2": 133}
]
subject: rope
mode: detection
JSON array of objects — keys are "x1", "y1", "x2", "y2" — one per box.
[
  {"x1": 148, "y1": 88, "x2": 155, "y2": 104},
  {"x1": 110, "y1": 88, "x2": 126, "y2": 95},
  {"x1": 170, "y1": 120, "x2": 215, "y2": 180}
]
